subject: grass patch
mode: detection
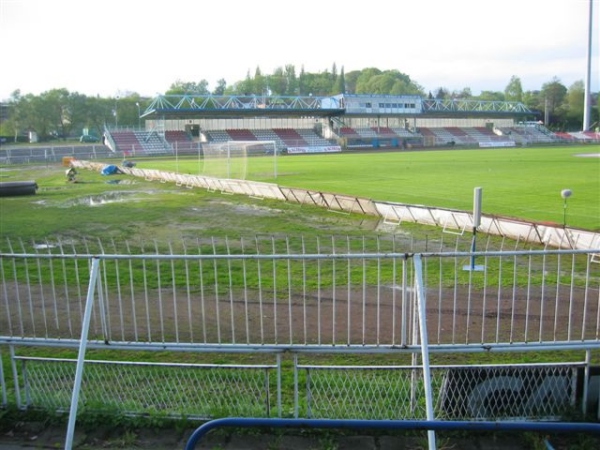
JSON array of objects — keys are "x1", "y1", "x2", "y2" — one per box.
[
  {"x1": 1, "y1": 153, "x2": 599, "y2": 431},
  {"x1": 144, "y1": 145, "x2": 600, "y2": 230}
]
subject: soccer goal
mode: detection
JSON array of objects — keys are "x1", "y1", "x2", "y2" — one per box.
[{"x1": 201, "y1": 140, "x2": 278, "y2": 180}]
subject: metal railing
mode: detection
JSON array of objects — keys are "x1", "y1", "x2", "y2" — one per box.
[
  {"x1": 2, "y1": 245, "x2": 598, "y2": 351},
  {"x1": 1, "y1": 244, "x2": 599, "y2": 449},
  {"x1": 184, "y1": 417, "x2": 600, "y2": 450}
]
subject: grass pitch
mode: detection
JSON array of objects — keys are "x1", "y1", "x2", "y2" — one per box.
[{"x1": 147, "y1": 145, "x2": 600, "y2": 231}]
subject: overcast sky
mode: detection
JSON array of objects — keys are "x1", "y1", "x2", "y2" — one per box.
[{"x1": 0, "y1": 0, "x2": 597, "y2": 101}]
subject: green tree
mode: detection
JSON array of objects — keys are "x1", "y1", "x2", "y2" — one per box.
[
  {"x1": 540, "y1": 77, "x2": 568, "y2": 127},
  {"x1": 478, "y1": 91, "x2": 505, "y2": 101},
  {"x1": 254, "y1": 66, "x2": 267, "y2": 96},
  {"x1": 213, "y1": 79, "x2": 227, "y2": 95},
  {"x1": 434, "y1": 87, "x2": 449, "y2": 99},
  {"x1": 284, "y1": 64, "x2": 298, "y2": 95},
  {"x1": 355, "y1": 68, "x2": 382, "y2": 93},
  {"x1": 522, "y1": 90, "x2": 542, "y2": 112},
  {"x1": 344, "y1": 70, "x2": 361, "y2": 94},
  {"x1": 68, "y1": 91, "x2": 94, "y2": 136},
  {"x1": 564, "y1": 80, "x2": 585, "y2": 130},
  {"x1": 451, "y1": 88, "x2": 473, "y2": 99},
  {"x1": 269, "y1": 67, "x2": 287, "y2": 95},
  {"x1": 362, "y1": 73, "x2": 396, "y2": 94},
  {"x1": 166, "y1": 79, "x2": 209, "y2": 95},
  {"x1": 300, "y1": 71, "x2": 334, "y2": 96},
  {"x1": 3, "y1": 90, "x2": 27, "y2": 142},
  {"x1": 354, "y1": 69, "x2": 423, "y2": 95},
  {"x1": 504, "y1": 75, "x2": 523, "y2": 102},
  {"x1": 332, "y1": 66, "x2": 346, "y2": 94},
  {"x1": 298, "y1": 66, "x2": 307, "y2": 95},
  {"x1": 30, "y1": 89, "x2": 70, "y2": 139}
]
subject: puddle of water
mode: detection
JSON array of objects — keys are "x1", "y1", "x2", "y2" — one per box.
[
  {"x1": 64, "y1": 191, "x2": 147, "y2": 207},
  {"x1": 106, "y1": 179, "x2": 136, "y2": 185},
  {"x1": 33, "y1": 243, "x2": 56, "y2": 249}
]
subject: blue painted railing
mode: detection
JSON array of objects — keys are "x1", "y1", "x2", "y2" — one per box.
[{"x1": 184, "y1": 418, "x2": 600, "y2": 450}]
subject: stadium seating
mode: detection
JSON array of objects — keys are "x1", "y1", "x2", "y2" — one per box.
[
  {"x1": 133, "y1": 131, "x2": 169, "y2": 154},
  {"x1": 163, "y1": 130, "x2": 199, "y2": 154},
  {"x1": 554, "y1": 132, "x2": 577, "y2": 141},
  {"x1": 415, "y1": 127, "x2": 436, "y2": 137},
  {"x1": 196, "y1": 123, "x2": 589, "y2": 152},
  {"x1": 203, "y1": 128, "x2": 334, "y2": 150},
  {"x1": 371, "y1": 127, "x2": 398, "y2": 138},
  {"x1": 273, "y1": 128, "x2": 308, "y2": 147},
  {"x1": 226, "y1": 129, "x2": 258, "y2": 141},
  {"x1": 498, "y1": 126, "x2": 557, "y2": 144},
  {"x1": 338, "y1": 127, "x2": 362, "y2": 139},
  {"x1": 110, "y1": 130, "x2": 143, "y2": 153},
  {"x1": 461, "y1": 127, "x2": 503, "y2": 144},
  {"x1": 204, "y1": 130, "x2": 231, "y2": 143},
  {"x1": 582, "y1": 131, "x2": 600, "y2": 140},
  {"x1": 109, "y1": 130, "x2": 172, "y2": 155},
  {"x1": 295, "y1": 129, "x2": 333, "y2": 147},
  {"x1": 390, "y1": 128, "x2": 418, "y2": 138},
  {"x1": 423, "y1": 127, "x2": 459, "y2": 144},
  {"x1": 445, "y1": 127, "x2": 468, "y2": 137},
  {"x1": 165, "y1": 130, "x2": 191, "y2": 143}
]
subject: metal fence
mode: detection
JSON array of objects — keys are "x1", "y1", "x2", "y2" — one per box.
[
  {"x1": 2, "y1": 239, "x2": 598, "y2": 350},
  {"x1": 296, "y1": 361, "x2": 584, "y2": 420},
  {"x1": 13, "y1": 355, "x2": 277, "y2": 418},
  {"x1": 1, "y1": 240, "x2": 599, "y2": 448},
  {"x1": 0, "y1": 145, "x2": 121, "y2": 164}
]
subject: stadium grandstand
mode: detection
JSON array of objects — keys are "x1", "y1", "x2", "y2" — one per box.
[{"x1": 98, "y1": 93, "x2": 597, "y2": 157}]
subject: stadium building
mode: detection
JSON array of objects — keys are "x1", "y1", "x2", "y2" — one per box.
[{"x1": 102, "y1": 93, "x2": 578, "y2": 156}]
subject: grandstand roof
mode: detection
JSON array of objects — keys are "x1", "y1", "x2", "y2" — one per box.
[
  {"x1": 421, "y1": 98, "x2": 533, "y2": 118},
  {"x1": 143, "y1": 94, "x2": 345, "y2": 119},
  {"x1": 142, "y1": 94, "x2": 535, "y2": 120}
]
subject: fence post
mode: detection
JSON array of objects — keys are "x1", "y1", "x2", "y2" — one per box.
[
  {"x1": 9, "y1": 345, "x2": 21, "y2": 409},
  {"x1": 64, "y1": 257, "x2": 101, "y2": 450},
  {"x1": 0, "y1": 347, "x2": 5, "y2": 407},
  {"x1": 413, "y1": 254, "x2": 436, "y2": 450}
]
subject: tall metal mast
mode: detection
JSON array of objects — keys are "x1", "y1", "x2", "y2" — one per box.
[{"x1": 583, "y1": 0, "x2": 594, "y2": 131}]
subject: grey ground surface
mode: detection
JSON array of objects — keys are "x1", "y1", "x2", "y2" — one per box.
[{"x1": 2, "y1": 420, "x2": 597, "y2": 450}]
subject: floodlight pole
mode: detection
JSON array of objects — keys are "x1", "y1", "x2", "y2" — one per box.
[
  {"x1": 136, "y1": 102, "x2": 141, "y2": 129},
  {"x1": 114, "y1": 96, "x2": 119, "y2": 128},
  {"x1": 583, "y1": 0, "x2": 593, "y2": 131}
]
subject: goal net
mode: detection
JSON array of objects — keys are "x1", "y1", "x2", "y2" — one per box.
[{"x1": 201, "y1": 140, "x2": 278, "y2": 180}]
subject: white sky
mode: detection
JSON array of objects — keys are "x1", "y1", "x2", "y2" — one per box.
[{"x1": 0, "y1": 0, "x2": 598, "y2": 101}]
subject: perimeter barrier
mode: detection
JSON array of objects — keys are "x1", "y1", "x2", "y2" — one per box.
[
  {"x1": 1, "y1": 242, "x2": 599, "y2": 449},
  {"x1": 71, "y1": 160, "x2": 600, "y2": 251}
]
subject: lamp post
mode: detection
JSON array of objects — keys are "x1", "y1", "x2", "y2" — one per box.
[
  {"x1": 136, "y1": 102, "x2": 141, "y2": 129},
  {"x1": 561, "y1": 189, "x2": 572, "y2": 228},
  {"x1": 113, "y1": 96, "x2": 119, "y2": 128}
]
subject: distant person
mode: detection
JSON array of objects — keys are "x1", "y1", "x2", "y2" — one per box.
[{"x1": 66, "y1": 167, "x2": 77, "y2": 182}]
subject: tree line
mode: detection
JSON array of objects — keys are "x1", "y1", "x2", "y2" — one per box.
[{"x1": 1, "y1": 65, "x2": 596, "y2": 142}]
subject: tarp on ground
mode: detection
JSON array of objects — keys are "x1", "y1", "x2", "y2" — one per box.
[{"x1": 101, "y1": 165, "x2": 121, "y2": 175}]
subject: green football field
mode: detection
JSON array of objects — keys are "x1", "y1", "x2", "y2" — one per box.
[{"x1": 143, "y1": 145, "x2": 600, "y2": 231}]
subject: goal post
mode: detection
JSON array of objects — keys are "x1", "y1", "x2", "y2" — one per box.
[{"x1": 201, "y1": 140, "x2": 278, "y2": 180}]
